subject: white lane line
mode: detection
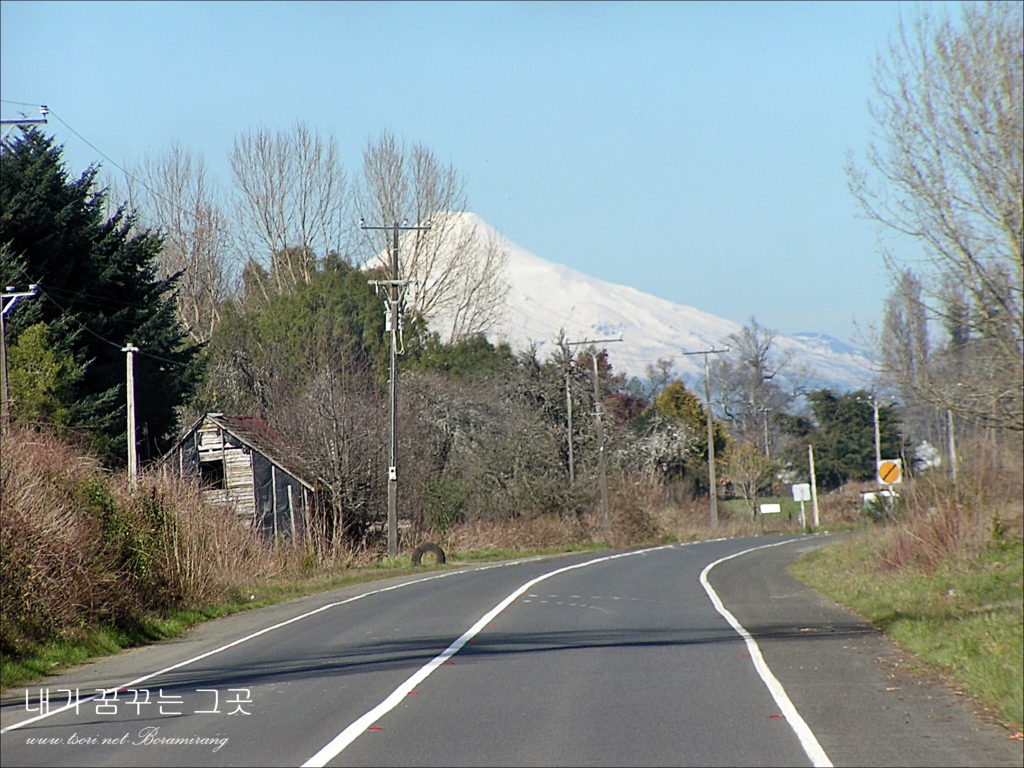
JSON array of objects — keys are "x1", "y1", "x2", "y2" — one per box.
[
  {"x1": 301, "y1": 543, "x2": 680, "y2": 768},
  {"x1": 700, "y1": 539, "x2": 833, "y2": 768},
  {"x1": 0, "y1": 557, "x2": 548, "y2": 735}
]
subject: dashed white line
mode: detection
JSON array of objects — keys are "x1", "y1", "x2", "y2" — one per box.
[{"x1": 300, "y1": 544, "x2": 679, "y2": 767}]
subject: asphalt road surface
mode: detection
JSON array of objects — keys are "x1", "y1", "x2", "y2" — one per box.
[{"x1": 2, "y1": 534, "x2": 1021, "y2": 767}]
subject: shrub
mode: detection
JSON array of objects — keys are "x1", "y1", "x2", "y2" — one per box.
[{"x1": 0, "y1": 426, "x2": 273, "y2": 659}]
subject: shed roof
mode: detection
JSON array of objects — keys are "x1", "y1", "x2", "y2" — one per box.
[{"x1": 168, "y1": 413, "x2": 324, "y2": 492}]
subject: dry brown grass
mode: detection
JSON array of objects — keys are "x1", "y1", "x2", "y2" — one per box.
[
  {"x1": 442, "y1": 512, "x2": 599, "y2": 552},
  {"x1": 877, "y1": 437, "x2": 1023, "y2": 572},
  {"x1": 0, "y1": 426, "x2": 276, "y2": 656}
]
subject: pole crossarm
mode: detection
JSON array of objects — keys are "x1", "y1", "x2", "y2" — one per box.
[
  {"x1": 1, "y1": 107, "x2": 48, "y2": 144},
  {"x1": 1, "y1": 285, "x2": 39, "y2": 431},
  {"x1": 2, "y1": 284, "x2": 38, "y2": 317}
]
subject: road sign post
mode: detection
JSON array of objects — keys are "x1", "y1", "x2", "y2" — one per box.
[{"x1": 792, "y1": 483, "x2": 811, "y2": 528}]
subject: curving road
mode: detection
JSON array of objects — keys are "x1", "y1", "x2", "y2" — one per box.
[{"x1": 1, "y1": 535, "x2": 1020, "y2": 767}]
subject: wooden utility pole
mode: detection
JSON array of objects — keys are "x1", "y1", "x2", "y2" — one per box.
[
  {"x1": 361, "y1": 218, "x2": 431, "y2": 559},
  {"x1": 681, "y1": 346, "x2": 729, "y2": 528},
  {"x1": 566, "y1": 337, "x2": 622, "y2": 535},
  {"x1": 122, "y1": 344, "x2": 139, "y2": 489},
  {"x1": 808, "y1": 444, "x2": 819, "y2": 527},
  {"x1": 565, "y1": 366, "x2": 575, "y2": 486},
  {"x1": 947, "y1": 409, "x2": 958, "y2": 487}
]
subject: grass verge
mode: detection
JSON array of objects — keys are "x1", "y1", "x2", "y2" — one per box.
[{"x1": 789, "y1": 535, "x2": 1023, "y2": 731}]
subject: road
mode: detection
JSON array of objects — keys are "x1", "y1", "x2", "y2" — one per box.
[{"x1": 1, "y1": 535, "x2": 1020, "y2": 767}]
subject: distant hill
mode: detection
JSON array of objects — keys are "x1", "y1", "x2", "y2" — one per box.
[{"x1": 419, "y1": 213, "x2": 877, "y2": 392}]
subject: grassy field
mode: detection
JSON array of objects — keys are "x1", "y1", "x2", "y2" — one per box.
[
  {"x1": 720, "y1": 495, "x2": 814, "y2": 525},
  {"x1": 790, "y1": 535, "x2": 1023, "y2": 731}
]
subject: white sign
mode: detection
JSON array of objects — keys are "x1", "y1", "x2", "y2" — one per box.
[
  {"x1": 791, "y1": 483, "x2": 811, "y2": 501},
  {"x1": 759, "y1": 503, "x2": 781, "y2": 515}
]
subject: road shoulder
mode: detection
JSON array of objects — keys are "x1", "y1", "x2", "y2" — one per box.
[{"x1": 708, "y1": 535, "x2": 1024, "y2": 768}]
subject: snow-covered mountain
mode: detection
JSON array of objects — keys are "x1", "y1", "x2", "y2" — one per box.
[{"x1": 427, "y1": 213, "x2": 876, "y2": 392}]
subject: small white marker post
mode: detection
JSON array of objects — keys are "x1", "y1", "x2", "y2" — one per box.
[{"x1": 792, "y1": 483, "x2": 811, "y2": 528}]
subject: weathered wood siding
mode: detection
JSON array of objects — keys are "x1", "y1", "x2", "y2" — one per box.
[{"x1": 196, "y1": 422, "x2": 256, "y2": 524}]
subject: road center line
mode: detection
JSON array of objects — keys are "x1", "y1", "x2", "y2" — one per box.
[
  {"x1": 301, "y1": 544, "x2": 679, "y2": 768},
  {"x1": 700, "y1": 539, "x2": 833, "y2": 768}
]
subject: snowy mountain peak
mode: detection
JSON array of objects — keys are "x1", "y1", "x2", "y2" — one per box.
[{"x1": 427, "y1": 213, "x2": 876, "y2": 391}]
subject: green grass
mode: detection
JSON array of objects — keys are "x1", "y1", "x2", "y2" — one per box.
[
  {"x1": 790, "y1": 536, "x2": 1024, "y2": 730},
  {"x1": 721, "y1": 495, "x2": 811, "y2": 523},
  {"x1": 1, "y1": 542, "x2": 612, "y2": 693}
]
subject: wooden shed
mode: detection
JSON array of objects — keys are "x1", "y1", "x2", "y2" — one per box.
[{"x1": 163, "y1": 413, "x2": 322, "y2": 541}]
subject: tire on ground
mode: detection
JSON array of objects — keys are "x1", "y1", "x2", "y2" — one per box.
[{"x1": 411, "y1": 542, "x2": 446, "y2": 565}]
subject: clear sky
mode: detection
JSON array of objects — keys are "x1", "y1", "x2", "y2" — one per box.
[{"x1": 1, "y1": 1, "x2": 953, "y2": 344}]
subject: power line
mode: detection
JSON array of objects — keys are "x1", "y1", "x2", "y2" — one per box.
[
  {"x1": 33, "y1": 285, "x2": 189, "y2": 369},
  {"x1": 1, "y1": 99, "x2": 45, "y2": 108},
  {"x1": 6, "y1": 105, "x2": 198, "y2": 228}
]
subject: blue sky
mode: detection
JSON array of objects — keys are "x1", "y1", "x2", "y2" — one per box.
[{"x1": 1, "y1": 1, "x2": 953, "y2": 344}]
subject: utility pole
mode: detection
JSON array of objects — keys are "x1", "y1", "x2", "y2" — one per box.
[
  {"x1": 947, "y1": 409, "x2": 958, "y2": 487},
  {"x1": 566, "y1": 337, "x2": 622, "y2": 535},
  {"x1": 757, "y1": 404, "x2": 771, "y2": 458},
  {"x1": 122, "y1": 344, "x2": 139, "y2": 490},
  {"x1": 871, "y1": 397, "x2": 882, "y2": 472},
  {"x1": 859, "y1": 392, "x2": 897, "y2": 483},
  {"x1": 681, "y1": 346, "x2": 729, "y2": 528},
  {"x1": 1, "y1": 284, "x2": 38, "y2": 432},
  {"x1": 565, "y1": 365, "x2": 575, "y2": 486},
  {"x1": 360, "y1": 218, "x2": 431, "y2": 559}
]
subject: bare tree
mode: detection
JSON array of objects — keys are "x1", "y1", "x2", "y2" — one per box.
[
  {"x1": 121, "y1": 144, "x2": 234, "y2": 344},
  {"x1": 848, "y1": 1, "x2": 1023, "y2": 431},
  {"x1": 644, "y1": 357, "x2": 677, "y2": 401},
  {"x1": 722, "y1": 440, "x2": 777, "y2": 518},
  {"x1": 712, "y1": 317, "x2": 795, "y2": 456},
  {"x1": 230, "y1": 122, "x2": 350, "y2": 299},
  {"x1": 355, "y1": 130, "x2": 509, "y2": 341}
]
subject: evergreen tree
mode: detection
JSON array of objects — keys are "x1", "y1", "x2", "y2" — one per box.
[
  {"x1": 648, "y1": 381, "x2": 727, "y2": 459},
  {"x1": 783, "y1": 389, "x2": 904, "y2": 491},
  {"x1": 201, "y1": 254, "x2": 387, "y2": 415},
  {"x1": 405, "y1": 331, "x2": 515, "y2": 379},
  {"x1": 1, "y1": 128, "x2": 200, "y2": 462}
]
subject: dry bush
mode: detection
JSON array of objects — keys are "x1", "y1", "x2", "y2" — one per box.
[
  {"x1": 1, "y1": 428, "x2": 108, "y2": 654},
  {"x1": 817, "y1": 480, "x2": 875, "y2": 525},
  {"x1": 445, "y1": 512, "x2": 599, "y2": 553},
  {"x1": 878, "y1": 437, "x2": 1022, "y2": 572},
  {"x1": 121, "y1": 473, "x2": 277, "y2": 605},
  {"x1": 608, "y1": 479, "x2": 661, "y2": 547},
  {"x1": 0, "y1": 427, "x2": 279, "y2": 657}
]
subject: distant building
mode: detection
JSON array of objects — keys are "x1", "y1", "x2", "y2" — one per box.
[{"x1": 163, "y1": 413, "x2": 323, "y2": 541}]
